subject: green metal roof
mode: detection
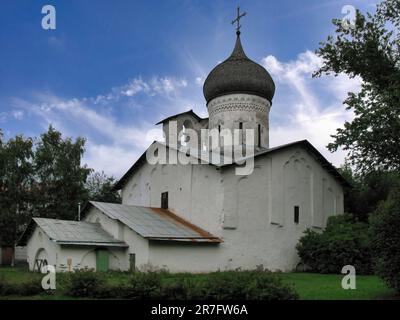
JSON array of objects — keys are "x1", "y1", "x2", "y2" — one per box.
[
  {"x1": 86, "y1": 201, "x2": 222, "y2": 243},
  {"x1": 18, "y1": 218, "x2": 127, "y2": 247}
]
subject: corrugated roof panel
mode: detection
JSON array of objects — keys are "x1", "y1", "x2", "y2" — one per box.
[
  {"x1": 33, "y1": 218, "x2": 127, "y2": 247},
  {"x1": 89, "y1": 201, "x2": 221, "y2": 243}
]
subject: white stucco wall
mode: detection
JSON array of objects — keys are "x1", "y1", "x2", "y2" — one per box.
[
  {"x1": 218, "y1": 145, "x2": 344, "y2": 271},
  {"x1": 207, "y1": 93, "x2": 271, "y2": 148},
  {"x1": 119, "y1": 143, "x2": 344, "y2": 273},
  {"x1": 121, "y1": 157, "x2": 223, "y2": 235},
  {"x1": 84, "y1": 207, "x2": 148, "y2": 271},
  {"x1": 26, "y1": 224, "x2": 128, "y2": 272},
  {"x1": 26, "y1": 226, "x2": 59, "y2": 271}
]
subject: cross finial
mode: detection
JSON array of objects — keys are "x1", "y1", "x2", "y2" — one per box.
[{"x1": 231, "y1": 6, "x2": 246, "y2": 35}]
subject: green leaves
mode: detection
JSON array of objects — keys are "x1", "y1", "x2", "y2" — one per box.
[
  {"x1": 296, "y1": 214, "x2": 373, "y2": 274},
  {"x1": 315, "y1": 0, "x2": 400, "y2": 173},
  {"x1": 0, "y1": 125, "x2": 120, "y2": 246},
  {"x1": 32, "y1": 125, "x2": 91, "y2": 220},
  {"x1": 370, "y1": 186, "x2": 400, "y2": 293}
]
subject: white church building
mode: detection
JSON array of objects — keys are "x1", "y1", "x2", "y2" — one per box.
[{"x1": 19, "y1": 20, "x2": 348, "y2": 273}]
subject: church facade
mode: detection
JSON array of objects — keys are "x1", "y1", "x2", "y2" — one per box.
[{"x1": 19, "y1": 26, "x2": 347, "y2": 273}]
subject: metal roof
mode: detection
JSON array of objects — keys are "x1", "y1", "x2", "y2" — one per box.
[
  {"x1": 18, "y1": 218, "x2": 127, "y2": 247},
  {"x1": 203, "y1": 33, "x2": 275, "y2": 104},
  {"x1": 155, "y1": 109, "x2": 208, "y2": 125},
  {"x1": 87, "y1": 201, "x2": 221, "y2": 243}
]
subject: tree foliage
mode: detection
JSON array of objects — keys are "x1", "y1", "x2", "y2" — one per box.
[
  {"x1": 0, "y1": 135, "x2": 34, "y2": 245},
  {"x1": 338, "y1": 163, "x2": 400, "y2": 221},
  {"x1": 32, "y1": 126, "x2": 91, "y2": 220},
  {"x1": 85, "y1": 171, "x2": 121, "y2": 204},
  {"x1": 370, "y1": 187, "x2": 400, "y2": 293},
  {"x1": 315, "y1": 0, "x2": 400, "y2": 173},
  {"x1": 296, "y1": 214, "x2": 372, "y2": 274},
  {"x1": 0, "y1": 126, "x2": 120, "y2": 245}
]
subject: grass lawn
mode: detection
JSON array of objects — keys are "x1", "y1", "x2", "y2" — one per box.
[
  {"x1": 0, "y1": 266, "x2": 395, "y2": 300},
  {"x1": 279, "y1": 272, "x2": 395, "y2": 300}
]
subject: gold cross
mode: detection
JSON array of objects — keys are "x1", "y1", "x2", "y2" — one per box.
[{"x1": 231, "y1": 6, "x2": 246, "y2": 33}]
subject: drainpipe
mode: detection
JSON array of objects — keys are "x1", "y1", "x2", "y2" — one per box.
[{"x1": 78, "y1": 202, "x2": 81, "y2": 221}]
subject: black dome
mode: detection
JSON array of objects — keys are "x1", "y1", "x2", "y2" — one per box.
[{"x1": 203, "y1": 33, "x2": 275, "y2": 104}]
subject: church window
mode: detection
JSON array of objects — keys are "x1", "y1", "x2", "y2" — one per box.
[
  {"x1": 161, "y1": 192, "x2": 168, "y2": 209},
  {"x1": 239, "y1": 122, "x2": 243, "y2": 144},
  {"x1": 218, "y1": 125, "x2": 221, "y2": 133},
  {"x1": 294, "y1": 206, "x2": 299, "y2": 224}
]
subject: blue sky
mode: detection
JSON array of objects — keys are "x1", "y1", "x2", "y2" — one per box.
[{"x1": 0, "y1": 0, "x2": 378, "y2": 177}]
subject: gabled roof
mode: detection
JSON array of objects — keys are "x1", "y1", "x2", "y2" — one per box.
[
  {"x1": 18, "y1": 218, "x2": 127, "y2": 247},
  {"x1": 84, "y1": 201, "x2": 222, "y2": 243},
  {"x1": 155, "y1": 109, "x2": 208, "y2": 125},
  {"x1": 113, "y1": 140, "x2": 351, "y2": 191}
]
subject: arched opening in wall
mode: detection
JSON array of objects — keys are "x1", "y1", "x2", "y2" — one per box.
[
  {"x1": 181, "y1": 119, "x2": 194, "y2": 146},
  {"x1": 324, "y1": 187, "x2": 335, "y2": 223},
  {"x1": 34, "y1": 248, "x2": 48, "y2": 272},
  {"x1": 283, "y1": 155, "x2": 312, "y2": 227},
  {"x1": 239, "y1": 122, "x2": 243, "y2": 145}
]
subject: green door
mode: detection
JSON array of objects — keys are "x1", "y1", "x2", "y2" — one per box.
[{"x1": 96, "y1": 249, "x2": 109, "y2": 272}]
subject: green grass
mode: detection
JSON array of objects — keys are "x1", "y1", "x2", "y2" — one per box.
[
  {"x1": 0, "y1": 266, "x2": 395, "y2": 300},
  {"x1": 279, "y1": 272, "x2": 395, "y2": 300}
]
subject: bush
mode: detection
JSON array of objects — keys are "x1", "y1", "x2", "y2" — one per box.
[
  {"x1": 370, "y1": 187, "x2": 400, "y2": 293},
  {"x1": 0, "y1": 277, "x2": 12, "y2": 296},
  {"x1": 296, "y1": 214, "x2": 372, "y2": 274},
  {"x1": 184, "y1": 271, "x2": 298, "y2": 300},
  {"x1": 65, "y1": 270, "x2": 105, "y2": 298},
  {"x1": 15, "y1": 279, "x2": 44, "y2": 296},
  {"x1": 160, "y1": 278, "x2": 193, "y2": 300},
  {"x1": 122, "y1": 272, "x2": 162, "y2": 299},
  {"x1": 61, "y1": 270, "x2": 297, "y2": 300},
  {"x1": 244, "y1": 273, "x2": 298, "y2": 300},
  {"x1": 0, "y1": 276, "x2": 43, "y2": 296}
]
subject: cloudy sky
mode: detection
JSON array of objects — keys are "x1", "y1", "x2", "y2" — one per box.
[{"x1": 0, "y1": 0, "x2": 377, "y2": 178}]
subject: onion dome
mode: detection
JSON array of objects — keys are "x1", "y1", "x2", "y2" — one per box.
[{"x1": 203, "y1": 32, "x2": 275, "y2": 104}]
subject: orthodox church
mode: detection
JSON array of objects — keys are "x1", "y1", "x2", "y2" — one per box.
[{"x1": 19, "y1": 13, "x2": 347, "y2": 273}]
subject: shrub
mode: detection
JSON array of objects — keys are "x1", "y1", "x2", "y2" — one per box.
[
  {"x1": 0, "y1": 277, "x2": 12, "y2": 296},
  {"x1": 369, "y1": 187, "x2": 400, "y2": 293},
  {"x1": 66, "y1": 270, "x2": 105, "y2": 298},
  {"x1": 160, "y1": 278, "x2": 192, "y2": 300},
  {"x1": 0, "y1": 276, "x2": 43, "y2": 296},
  {"x1": 244, "y1": 273, "x2": 298, "y2": 300},
  {"x1": 296, "y1": 214, "x2": 372, "y2": 274},
  {"x1": 122, "y1": 272, "x2": 162, "y2": 299},
  {"x1": 189, "y1": 271, "x2": 298, "y2": 300},
  {"x1": 15, "y1": 279, "x2": 43, "y2": 296}
]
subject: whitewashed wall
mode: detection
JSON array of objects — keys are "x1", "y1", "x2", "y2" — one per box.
[
  {"x1": 26, "y1": 226, "x2": 59, "y2": 271},
  {"x1": 121, "y1": 155, "x2": 224, "y2": 235},
  {"x1": 85, "y1": 207, "x2": 146, "y2": 271},
  {"x1": 218, "y1": 145, "x2": 343, "y2": 271},
  {"x1": 120, "y1": 143, "x2": 344, "y2": 272},
  {"x1": 26, "y1": 223, "x2": 128, "y2": 272}
]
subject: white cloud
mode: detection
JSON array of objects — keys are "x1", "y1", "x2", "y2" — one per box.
[
  {"x1": 119, "y1": 76, "x2": 187, "y2": 98},
  {"x1": 195, "y1": 77, "x2": 204, "y2": 86},
  {"x1": 7, "y1": 50, "x2": 360, "y2": 177},
  {"x1": 120, "y1": 78, "x2": 151, "y2": 97},
  {"x1": 262, "y1": 50, "x2": 361, "y2": 167},
  {"x1": 12, "y1": 110, "x2": 24, "y2": 120},
  {"x1": 9, "y1": 74, "x2": 196, "y2": 178}
]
